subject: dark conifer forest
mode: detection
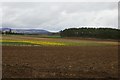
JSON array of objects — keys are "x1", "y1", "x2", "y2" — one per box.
[{"x1": 60, "y1": 28, "x2": 120, "y2": 39}]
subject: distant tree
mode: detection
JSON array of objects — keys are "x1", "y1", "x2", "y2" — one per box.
[{"x1": 60, "y1": 27, "x2": 120, "y2": 39}]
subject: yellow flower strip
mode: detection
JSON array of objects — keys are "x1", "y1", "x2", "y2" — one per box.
[{"x1": 0, "y1": 39, "x2": 65, "y2": 46}]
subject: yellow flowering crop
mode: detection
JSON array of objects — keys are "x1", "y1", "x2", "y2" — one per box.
[{"x1": 0, "y1": 39, "x2": 65, "y2": 46}]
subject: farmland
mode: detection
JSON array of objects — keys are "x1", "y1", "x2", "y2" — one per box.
[
  {"x1": 1, "y1": 35, "x2": 119, "y2": 78},
  {"x1": 1, "y1": 35, "x2": 118, "y2": 46}
]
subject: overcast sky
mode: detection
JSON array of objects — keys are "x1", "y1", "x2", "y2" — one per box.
[{"x1": 1, "y1": 2, "x2": 118, "y2": 32}]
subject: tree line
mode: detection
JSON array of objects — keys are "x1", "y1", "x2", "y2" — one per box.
[
  {"x1": 60, "y1": 28, "x2": 120, "y2": 39},
  {"x1": 0, "y1": 29, "x2": 24, "y2": 35}
]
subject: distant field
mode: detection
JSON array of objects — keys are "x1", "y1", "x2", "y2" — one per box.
[
  {"x1": 0, "y1": 35, "x2": 118, "y2": 46},
  {"x1": 1, "y1": 35, "x2": 119, "y2": 78}
]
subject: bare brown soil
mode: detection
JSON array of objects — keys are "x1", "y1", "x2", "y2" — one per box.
[{"x1": 2, "y1": 46, "x2": 118, "y2": 78}]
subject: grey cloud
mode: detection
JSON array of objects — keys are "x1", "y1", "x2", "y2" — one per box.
[{"x1": 2, "y1": 2, "x2": 118, "y2": 31}]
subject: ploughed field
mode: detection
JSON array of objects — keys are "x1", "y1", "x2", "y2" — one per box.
[{"x1": 1, "y1": 35, "x2": 119, "y2": 78}]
